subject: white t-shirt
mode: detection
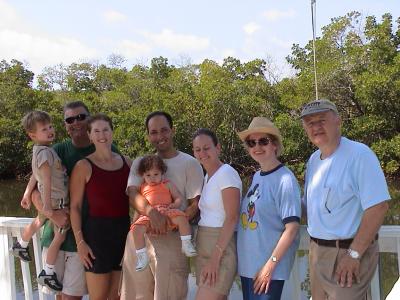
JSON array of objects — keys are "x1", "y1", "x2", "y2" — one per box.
[
  {"x1": 198, "y1": 164, "x2": 242, "y2": 227},
  {"x1": 304, "y1": 137, "x2": 391, "y2": 239},
  {"x1": 126, "y1": 151, "x2": 204, "y2": 210}
]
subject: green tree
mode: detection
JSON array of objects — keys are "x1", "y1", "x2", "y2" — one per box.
[{"x1": 284, "y1": 12, "x2": 400, "y2": 175}]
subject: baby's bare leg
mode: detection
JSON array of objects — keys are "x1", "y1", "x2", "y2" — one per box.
[
  {"x1": 170, "y1": 216, "x2": 191, "y2": 236},
  {"x1": 172, "y1": 216, "x2": 197, "y2": 257},
  {"x1": 131, "y1": 224, "x2": 148, "y2": 250}
]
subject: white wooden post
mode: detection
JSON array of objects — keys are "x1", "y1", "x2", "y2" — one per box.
[
  {"x1": 0, "y1": 218, "x2": 17, "y2": 300},
  {"x1": 32, "y1": 231, "x2": 46, "y2": 300},
  {"x1": 397, "y1": 236, "x2": 400, "y2": 276},
  {"x1": 370, "y1": 260, "x2": 380, "y2": 300},
  {"x1": 10, "y1": 228, "x2": 34, "y2": 300}
]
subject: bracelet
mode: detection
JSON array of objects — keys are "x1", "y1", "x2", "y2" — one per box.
[
  {"x1": 215, "y1": 244, "x2": 224, "y2": 254},
  {"x1": 76, "y1": 230, "x2": 82, "y2": 237},
  {"x1": 77, "y1": 239, "x2": 85, "y2": 247}
]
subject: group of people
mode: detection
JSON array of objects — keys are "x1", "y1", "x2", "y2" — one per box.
[{"x1": 12, "y1": 98, "x2": 390, "y2": 300}]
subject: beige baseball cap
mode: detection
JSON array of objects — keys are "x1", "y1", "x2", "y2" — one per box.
[{"x1": 300, "y1": 99, "x2": 338, "y2": 118}]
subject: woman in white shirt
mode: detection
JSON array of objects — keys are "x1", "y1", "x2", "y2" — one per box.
[{"x1": 192, "y1": 128, "x2": 242, "y2": 300}]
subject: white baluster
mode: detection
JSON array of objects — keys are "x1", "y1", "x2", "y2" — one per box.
[{"x1": 0, "y1": 218, "x2": 17, "y2": 300}]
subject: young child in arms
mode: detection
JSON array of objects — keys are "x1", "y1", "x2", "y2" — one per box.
[
  {"x1": 131, "y1": 154, "x2": 197, "y2": 271},
  {"x1": 12, "y1": 111, "x2": 68, "y2": 292}
]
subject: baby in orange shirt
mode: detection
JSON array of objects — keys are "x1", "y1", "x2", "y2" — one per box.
[{"x1": 131, "y1": 154, "x2": 197, "y2": 271}]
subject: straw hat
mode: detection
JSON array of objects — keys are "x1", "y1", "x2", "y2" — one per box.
[{"x1": 237, "y1": 117, "x2": 283, "y2": 156}]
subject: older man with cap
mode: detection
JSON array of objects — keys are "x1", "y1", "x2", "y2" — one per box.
[{"x1": 301, "y1": 99, "x2": 391, "y2": 299}]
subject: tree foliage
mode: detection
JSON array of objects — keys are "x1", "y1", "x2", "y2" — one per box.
[
  {"x1": 285, "y1": 11, "x2": 400, "y2": 175},
  {"x1": 0, "y1": 12, "x2": 399, "y2": 178}
]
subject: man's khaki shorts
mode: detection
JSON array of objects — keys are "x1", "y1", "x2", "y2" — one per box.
[{"x1": 41, "y1": 247, "x2": 87, "y2": 297}]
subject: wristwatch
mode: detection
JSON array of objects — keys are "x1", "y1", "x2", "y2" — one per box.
[
  {"x1": 270, "y1": 255, "x2": 278, "y2": 262},
  {"x1": 347, "y1": 248, "x2": 361, "y2": 259}
]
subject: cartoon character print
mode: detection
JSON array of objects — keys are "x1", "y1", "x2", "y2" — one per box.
[{"x1": 241, "y1": 183, "x2": 260, "y2": 230}]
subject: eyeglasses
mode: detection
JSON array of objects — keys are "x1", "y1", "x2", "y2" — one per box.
[
  {"x1": 245, "y1": 137, "x2": 271, "y2": 148},
  {"x1": 64, "y1": 114, "x2": 88, "y2": 124}
]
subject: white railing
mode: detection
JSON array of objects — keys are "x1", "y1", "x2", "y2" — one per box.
[
  {"x1": 1, "y1": 217, "x2": 399, "y2": 300},
  {"x1": 0, "y1": 217, "x2": 45, "y2": 300}
]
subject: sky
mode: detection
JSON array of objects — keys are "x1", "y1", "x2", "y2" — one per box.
[{"x1": 0, "y1": 0, "x2": 399, "y2": 79}]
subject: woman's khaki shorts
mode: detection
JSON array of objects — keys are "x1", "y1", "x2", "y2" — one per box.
[{"x1": 195, "y1": 226, "x2": 237, "y2": 295}]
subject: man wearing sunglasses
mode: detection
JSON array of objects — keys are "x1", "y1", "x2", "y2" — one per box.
[
  {"x1": 301, "y1": 99, "x2": 390, "y2": 299},
  {"x1": 24, "y1": 101, "x2": 118, "y2": 299}
]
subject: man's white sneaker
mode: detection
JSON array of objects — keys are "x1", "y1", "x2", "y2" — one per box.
[
  {"x1": 135, "y1": 251, "x2": 149, "y2": 272},
  {"x1": 182, "y1": 240, "x2": 197, "y2": 257}
]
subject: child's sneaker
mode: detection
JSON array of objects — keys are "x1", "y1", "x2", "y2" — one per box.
[
  {"x1": 182, "y1": 240, "x2": 197, "y2": 257},
  {"x1": 135, "y1": 251, "x2": 149, "y2": 272},
  {"x1": 37, "y1": 269, "x2": 63, "y2": 292},
  {"x1": 11, "y1": 242, "x2": 32, "y2": 262}
]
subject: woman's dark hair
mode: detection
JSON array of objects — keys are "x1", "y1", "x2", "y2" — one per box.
[
  {"x1": 137, "y1": 155, "x2": 167, "y2": 176},
  {"x1": 87, "y1": 113, "x2": 113, "y2": 131},
  {"x1": 192, "y1": 128, "x2": 219, "y2": 146}
]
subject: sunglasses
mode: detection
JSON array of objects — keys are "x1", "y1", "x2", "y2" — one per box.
[
  {"x1": 245, "y1": 137, "x2": 271, "y2": 148},
  {"x1": 64, "y1": 114, "x2": 88, "y2": 124}
]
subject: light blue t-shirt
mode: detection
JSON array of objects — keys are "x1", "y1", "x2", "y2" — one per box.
[
  {"x1": 304, "y1": 137, "x2": 391, "y2": 240},
  {"x1": 237, "y1": 164, "x2": 301, "y2": 279}
]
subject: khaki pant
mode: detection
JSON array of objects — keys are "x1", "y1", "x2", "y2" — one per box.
[
  {"x1": 120, "y1": 231, "x2": 189, "y2": 300},
  {"x1": 41, "y1": 247, "x2": 87, "y2": 297},
  {"x1": 309, "y1": 239, "x2": 379, "y2": 300},
  {"x1": 195, "y1": 226, "x2": 237, "y2": 295}
]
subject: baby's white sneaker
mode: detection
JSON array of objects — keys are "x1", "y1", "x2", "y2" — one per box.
[
  {"x1": 135, "y1": 250, "x2": 149, "y2": 272},
  {"x1": 182, "y1": 240, "x2": 197, "y2": 257}
]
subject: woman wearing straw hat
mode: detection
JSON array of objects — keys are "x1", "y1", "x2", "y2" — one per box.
[{"x1": 236, "y1": 117, "x2": 301, "y2": 300}]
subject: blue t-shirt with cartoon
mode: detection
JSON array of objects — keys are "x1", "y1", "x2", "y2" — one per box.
[{"x1": 237, "y1": 164, "x2": 301, "y2": 279}]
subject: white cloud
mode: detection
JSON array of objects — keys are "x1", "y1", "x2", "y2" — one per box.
[
  {"x1": 0, "y1": 0, "x2": 25, "y2": 30},
  {"x1": 0, "y1": 29, "x2": 98, "y2": 74},
  {"x1": 0, "y1": 0, "x2": 98, "y2": 75},
  {"x1": 262, "y1": 9, "x2": 296, "y2": 22},
  {"x1": 140, "y1": 29, "x2": 210, "y2": 53},
  {"x1": 117, "y1": 40, "x2": 152, "y2": 57},
  {"x1": 243, "y1": 22, "x2": 260, "y2": 35},
  {"x1": 102, "y1": 10, "x2": 127, "y2": 23}
]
